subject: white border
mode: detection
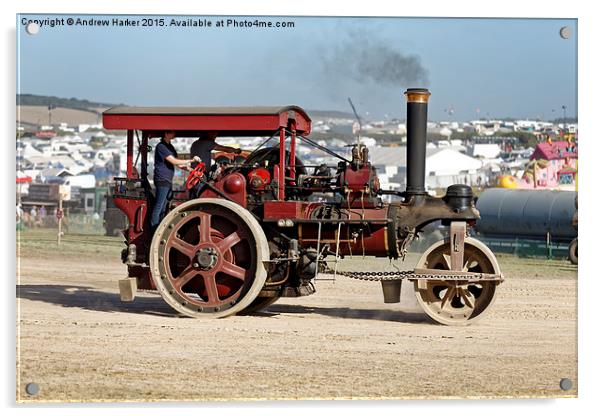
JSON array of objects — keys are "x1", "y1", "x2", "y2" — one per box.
[{"x1": 4, "y1": 1, "x2": 599, "y2": 415}]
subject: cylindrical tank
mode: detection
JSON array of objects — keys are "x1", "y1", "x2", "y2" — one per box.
[{"x1": 475, "y1": 189, "x2": 577, "y2": 241}]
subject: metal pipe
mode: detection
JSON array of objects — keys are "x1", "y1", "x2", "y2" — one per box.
[
  {"x1": 264, "y1": 265, "x2": 290, "y2": 286},
  {"x1": 265, "y1": 219, "x2": 391, "y2": 224},
  {"x1": 291, "y1": 132, "x2": 352, "y2": 164},
  {"x1": 404, "y1": 88, "x2": 431, "y2": 195}
]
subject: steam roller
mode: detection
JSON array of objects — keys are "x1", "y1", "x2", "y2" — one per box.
[{"x1": 103, "y1": 88, "x2": 504, "y2": 325}]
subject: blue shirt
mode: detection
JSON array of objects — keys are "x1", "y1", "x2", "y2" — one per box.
[
  {"x1": 190, "y1": 138, "x2": 217, "y2": 168},
  {"x1": 153, "y1": 140, "x2": 178, "y2": 185}
]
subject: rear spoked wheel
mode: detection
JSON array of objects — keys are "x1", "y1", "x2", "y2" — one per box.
[{"x1": 150, "y1": 198, "x2": 269, "y2": 318}]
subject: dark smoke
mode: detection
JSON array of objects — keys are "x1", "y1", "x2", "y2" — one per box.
[{"x1": 322, "y1": 30, "x2": 429, "y2": 87}]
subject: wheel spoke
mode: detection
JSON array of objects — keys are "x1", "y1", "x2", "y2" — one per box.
[
  {"x1": 221, "y1": 261, "x2": 247, "y2": 280},
  {"x1": 216, "y1": 231, "x2": 242, "y2": 252},
  {"x1": 174, "y1": 266, "x2": 198, "y2": 289},
  {"x1": 203, "y1": 273, "x2": 220, "y2": 302},
  {"x1": 467, "y1": 284, "x2": 484, "y2": 299},
  {"x1": 170, "y1": 237, "x2": 196, "y2": 258},
  {"x1": 458, "y1": 288, "x2": 475, "y2": 309},
  {"x1": 197, "y1": 212, "x2": 212, "y2": 243},
  {"x1": 439, "y1": 285, "x2": 455, "y2": 309},
  {"x1": 463, "y1": 256, "x2": 475, "y2": 272},
  {"x1": 441, "y1": 253, "x2": 452, "y2": 270}
]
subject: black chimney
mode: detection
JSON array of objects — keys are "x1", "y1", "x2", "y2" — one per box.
[{"x1": 404, "y1": 88, "x2": 431, "y2": 195}]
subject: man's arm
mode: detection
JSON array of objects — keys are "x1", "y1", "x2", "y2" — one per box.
[
  {"x1": 214, "y1": 144, "x2": 242, "y2": 154},
  {"x1": 166, "y1": 155, "x2": 200, "y2": 171}
]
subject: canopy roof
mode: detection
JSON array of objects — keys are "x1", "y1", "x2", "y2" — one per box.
[{"x1": 103, "y1": 105, "x2": 311, "y2": 136}]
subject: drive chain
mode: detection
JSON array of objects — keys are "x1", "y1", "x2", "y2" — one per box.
[{"x1": 326, "y1": 268, "x2": 499, "y2": 282}]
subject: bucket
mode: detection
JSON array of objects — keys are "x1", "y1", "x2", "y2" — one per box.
[{"x1": 381, "y1": 280, "x2": 402, "y2": 303}]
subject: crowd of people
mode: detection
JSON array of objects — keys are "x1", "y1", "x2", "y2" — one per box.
[{"x1": 16, "y1": 203, "x2": 61, "y2": 229}]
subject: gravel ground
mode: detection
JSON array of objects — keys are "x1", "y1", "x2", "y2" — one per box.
[{"x1": 16, "y1": 230, "x2": 577, "y2": 402}]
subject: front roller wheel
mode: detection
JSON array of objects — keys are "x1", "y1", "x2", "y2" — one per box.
[
  {"x1": 413, "y1": 237, "x2": 501, "y2": 326},
  {"x1": 150, "y1": 198, "x2": 269, "y2": 318}
]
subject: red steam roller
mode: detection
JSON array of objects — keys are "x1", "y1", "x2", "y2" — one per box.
[{"x1": 102, "y1": 89, "x2": 504, "y2": 325}]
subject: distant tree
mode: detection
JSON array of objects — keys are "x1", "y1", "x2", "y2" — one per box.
[
  {"x1": 497, "y1": 131, "x2": 539, "y2": 148},
  {"x1": 84, "y1": 127, "x2": 104, "y2": 133},
  {"x1": 450, "y1": 131, "x2": 474, "y2": 141},
  {"x1": 550, "y1": 117, "x2": 578, "y2": 124},
  {"x1": 16, "y1": 94, "x2": 120, "y2": 114}
]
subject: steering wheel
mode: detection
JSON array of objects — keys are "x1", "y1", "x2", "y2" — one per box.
[{"x1": 185, "y1": 162, "x2": 206, "y2": 190}]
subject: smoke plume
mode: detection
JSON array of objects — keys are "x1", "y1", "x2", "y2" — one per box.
[{"x1": 322, "y1": 30, "x2": 430, "y2": 87}]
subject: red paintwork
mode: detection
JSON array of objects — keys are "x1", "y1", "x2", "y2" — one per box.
[
  {"x1": 289, "y1": 124, "x2": 297, "y2": 180},
  {"x1": 299, "y1": 224, "x2": 389, "y2": 257},
  {"x1": 113, "y1": 196, "x2": 147, "y2": 235},
  {"x1": 278, "y1": 128, "x2": 286, "y2": 200},
  {"x1": 214, "y1": 150, "x2": 251, "y2": 164},
  {"x1": 263, "y1": 200, "x2": 309, "y2": 219},
  {"x1": 103, "y1": 107, "x2": 318, "y2": 291},
  {"x1": 273, "y1": 164, "x2": 281, "y2": 198},
  {"x1": 340, "y1": 165, "x2": 372, "y2": 192},
  {"x1": 223, "y1": 174, "x2": 245, "y2": 194},
  {"x1": 247, "y1": 168, "x2": 271, "y2": 191},
  {"x1": 112, "y1": 195, "x2": 151, "y2": 274},
  {"x1": 130, "y1": 266, "x2": 155, "y2": 290},
  {"x1": 299, "y1": 206, "x2": 390, "y2": 257},
  {"x1": 262, "y1": 199, "x2": 391, "y2": 256},
  {"x1": 199, "y1": 172, "x2": 247, "y2": 207},
  {"x1": 103, "y1": 110, "x2": 311, "y2": 135},
  {"x1": 185, "y1": 163, "x2": 206, "y2": 190},
  {"x1": 336, "y1": 165, "x2": 381, "y2": 208}
]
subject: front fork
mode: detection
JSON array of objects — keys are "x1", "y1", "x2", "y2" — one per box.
[
  {"x1": 415, "y1": 220, "x2": 469, "y2": 292},
  {"x1": 449, "y1": 221, "x2": 467, "y2": 271}
]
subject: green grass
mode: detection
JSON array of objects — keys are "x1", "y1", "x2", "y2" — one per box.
[
  {"x1": 496, "y1": 253, "x2": 577, "y2": 279},
  {"x1": 15, "y1": 229, "x2": 578, "y2": 280},
  {"x1": 17, "y1": 228, "x2": 124, "y2": 260}
]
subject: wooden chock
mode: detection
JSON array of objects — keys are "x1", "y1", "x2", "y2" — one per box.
[{"x1": 118, "y1": 277, "x2": 137, "y2": 302}]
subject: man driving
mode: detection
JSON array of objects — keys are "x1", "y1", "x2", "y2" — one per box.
[{"x1": 190, "y1": 131, "x2": 241, "y2": 170}]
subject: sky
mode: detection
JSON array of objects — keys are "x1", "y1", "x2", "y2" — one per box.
[{"x1": 16, "y1": 14, "x2": 577, "y2": 122}]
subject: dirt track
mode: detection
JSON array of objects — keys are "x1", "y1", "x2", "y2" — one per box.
[{"x1": 16, "y1": 231, "x2": 577, "y2": 402}]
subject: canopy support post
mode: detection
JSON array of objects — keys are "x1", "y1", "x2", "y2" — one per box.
[
  {"x1": 278, "y1": 127, "x2": 286, "y2": 200},
  {"x1": 126, "y1": 130, "x2": 134, "y2": 178}
]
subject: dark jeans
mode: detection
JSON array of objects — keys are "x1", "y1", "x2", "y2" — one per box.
[{"x1": 151, "y1": 185, "x2": 171, "y2": 230}]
